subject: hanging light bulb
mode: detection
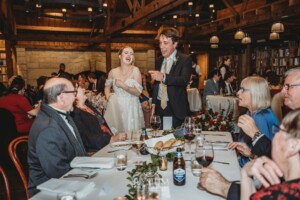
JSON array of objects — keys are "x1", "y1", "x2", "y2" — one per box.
[
  {"x1": 195, "y1": 13, "x2": 200, "y2": 26},
  {"x1": 62, "y1": 8, "x2": 67, "y2": 22},
  {"x1": 173, "y1": 15, "x2": 177, "y2": 27},
  {"x1": 210, "y1": 35, "x2": 219, "y2": 44},
  {"x1": 98, "y1": 0, "x2": 103, "y2": 12},
  {"x1": 271, "y1": 22, "x2": 284, "y2": 33},
  {"x1": 234, "y1": 29, "x2": 245, "y2": 39},
  {"x1": 188, "y1": 2, "x2": 193, "y2": 17},
  {"x1": 88, "y1": 7, "x2": 93, "y2": 22},
  {"x1": 269, "y1": 32, "x2": 280, "y2": 40},
  {"x1": 71, "y1": 0, "x2": 76, "y2": 7},
  {"x1": 241, "y1": 33, "x2": 251, "y2": 44}
]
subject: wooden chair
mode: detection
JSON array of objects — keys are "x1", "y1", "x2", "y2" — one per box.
[
  {"x1": 0, "y1": 165, "x2": 11, "y2": 200},
  {"x1": 8, "y1": 136, "x2": 29, "y2": 199}
]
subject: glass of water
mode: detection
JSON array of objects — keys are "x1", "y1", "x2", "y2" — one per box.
[
  {"x1": 190, "y1": 154, "x2": 202, "y2": 177},
  {"x1": 114, "y1": 150, "x2": 127, "y2": 171}
]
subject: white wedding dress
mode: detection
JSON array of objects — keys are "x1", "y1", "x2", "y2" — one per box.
[{"x1": 104, "y1": 78, "x2": 145, "y2": 133}]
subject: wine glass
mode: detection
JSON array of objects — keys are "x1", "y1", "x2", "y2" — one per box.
[
  {"x1": 184, "y1": 116, "x2": 195, "y2": 154},
  {"x1": 195, "y1": 142, "x2": 214, "y2": 190},
  {"x1": 150, "y1": 115, "x2": 161, "y2": 138},
  {"x1": 194, "y1": 121, "x2": 204, "y2": 148},
  {"x1": 131, "y1": 130, "x2": 144, "y2": 164}
]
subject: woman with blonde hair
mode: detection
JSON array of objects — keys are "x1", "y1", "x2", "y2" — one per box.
[
  {"x1": 241, "y1": 108, "x2": 300, "y2": 199},
  {"x1": 229, "y1": 76, "x2": 280, "y2": 167},
  {"x1": 104, "y1": 46, "x2": 144, "y2": 133}
]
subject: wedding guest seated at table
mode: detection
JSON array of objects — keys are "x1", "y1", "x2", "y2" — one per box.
[
  {"x1": 199, "y1": 67, "x2": 300, "y2": 200},
  {"x1": 87, "y1": 72, "x2": 106, "y2": 94},
  {"x1": 0, "y1": 76, "x2": 40, "y2": 134},
  {"x1": 28, "y1": 77, "x2": 87, "y2": 197},
  {"x1": 199, "y1": 110, "x2": 300, "y2": 200},
  {"x1": 77, "y1": 73, "x2": 89, "y2": 89},
  {"x1": 229, "y1": 76, "x2": 280, "y2": 167},
  {"x1": 202, "y1": 69, "x2": 220, "y2": 103},
  {"x1": 241, "y1": 108, "x2": 300, "y2": 199},
  {"x1": 219, "y1": 71, "x2": 236, "y2": 96},
  {"x1": 72, "y1": 86, "x2": 127, "y2": 153}
]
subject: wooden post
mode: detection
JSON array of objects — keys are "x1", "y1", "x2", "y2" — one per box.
[
  {"x1": 105, "y1": 42, "x2": 111, "y2": 72},
  {"x1": 5, "y1": 39, "x2": 13, "y2": 78}
]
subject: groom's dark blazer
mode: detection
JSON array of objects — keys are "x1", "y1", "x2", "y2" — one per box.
[{"x1": 152, "y1": 51, "x2": 192, "y2": 122}]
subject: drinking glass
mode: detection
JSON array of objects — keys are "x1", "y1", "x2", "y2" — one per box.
[
  {"x1": 114, "y1": 150, "x2": 127, "y2": 171},
  {"x1": 195, "y1": 142, "x2": 214, "y2": 190},
  {"x1": 190, "y1": 154, "x2": 202, "y2": 177},
  {"x1": 150, "y1": 115, "x2": 161, "y2": 138},
  {"x1": 184, "y1": 116, "x2": 195, "y2": 154},
  {"x1": 131, "y1": 130, "x2": 144, "y2": 164}
]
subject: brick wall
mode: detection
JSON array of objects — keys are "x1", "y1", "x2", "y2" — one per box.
[{"x1": 16, "y1": 48, "x2": 155, "y2": 87}]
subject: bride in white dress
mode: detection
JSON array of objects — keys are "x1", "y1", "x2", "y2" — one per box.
[{"x1": 104, "y1": 46, "x2": 145, "y2": 133}]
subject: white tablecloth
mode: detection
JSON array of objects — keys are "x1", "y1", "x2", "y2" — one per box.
[
  {"x1": 31, "y1": 131, "x2": 240, "y2": 200},
  {"x1": 187, "y1": 88, "x2": 202, "y2": 112},
  {"x1": 206, "y1": 95, "x2": 239, "y2": 120}
]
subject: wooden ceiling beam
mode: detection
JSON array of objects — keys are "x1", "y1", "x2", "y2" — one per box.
[
  {"x1": 105, "y1": 0, "x2": 190, "y2": 36},
  {"x1": 190, "y1": 0, "x2": 300, "y2": 38}
]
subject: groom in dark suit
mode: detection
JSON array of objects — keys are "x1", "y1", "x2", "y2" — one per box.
[
  {"x1": 149, "y1": 27, "x2": 192, "y2": 128},
  {"x1": 28, "y1": 77, "x2": 87, "y2": 197}
]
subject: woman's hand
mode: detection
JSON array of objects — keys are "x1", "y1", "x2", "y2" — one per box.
[
  {"x1": 238, "y1": 115, "x2": 260, "y2": 139},
  {"x1": 115, "y1": 79, "x2": 126, "y2": 89},
  {"x1": 228, "y1": 142, "x2": 253, "y2": 157},
  {"x1": 242, "y1": 156, "x2": 283, "y2": 188}
]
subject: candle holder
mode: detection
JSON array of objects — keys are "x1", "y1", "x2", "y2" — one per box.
[{"x1": 159, "y1": 156, "x2": 168, "y2": 171}]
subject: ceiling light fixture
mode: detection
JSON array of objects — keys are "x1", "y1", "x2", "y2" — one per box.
[
  {"x1": 271, "y1": 22, "x2": 284, "y2": 33},
  {"x1": 269, "y1": 32, "x2": 280, "y2": 40},
  {"x1": 241, "y1": 33, "x2": 251, "y2": 44},
  {"x1": 210, "y1": 35, "x2": 219, "y2": 44},
  {"x1": 211, "y1": 44, "x2": 218, "y2": 48},
  {"x1": 234, "y1": 29, "x2": 245, "y2": 39}
]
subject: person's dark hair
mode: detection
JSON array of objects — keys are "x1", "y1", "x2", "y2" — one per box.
[
  {"x1": 88, "y1": 72, "x2": 96, "y2": 79},
  {"x1": 51, "y1": 72, "x2": 58, "y2": 77},
  {"x1": 36, "y1": 76, "x2": 48, "y2": 88},
  {"x1": 98, "y1": 74, "x2": 107, "y2": 94},
  {"x1": 190, "y1": 53, "x2": 197, "y2": 64},
  {"x1": 8, "y1": 76, "x2": 25, "y2": 94},
  {"x1": 160, "y1": 27, "x2": 180, "y2": 43},
  {"x1": 43, "y1": 83, "x2": 67, "y2": 104},
  {"x1": 224, "y1": 71, "x2": 235, "y2": 81},
  {"x1": 0, "y1": 82, "x2": 7, "y2": 96},
  {"x1": 267, "y1": 71, "x2": 280, "y2": 86},
  {"x1": 208, "y1": 69, "x2": 220, "y2": 79}
]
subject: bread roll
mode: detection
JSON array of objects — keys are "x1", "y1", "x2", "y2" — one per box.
[
  {"x1": 154, "y1": 141, "x2": 163, "y2": 150},
  {"x1": 163, "y1": 138, "x2": 176, "y2": 149},
  {"x1": 172, "y1": 140, "x2": 183, "y2": 147}
]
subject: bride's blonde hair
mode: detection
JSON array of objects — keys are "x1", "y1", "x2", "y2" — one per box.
[{"x1": 118, "y1": 46, "x2": 135, "y2": 65}]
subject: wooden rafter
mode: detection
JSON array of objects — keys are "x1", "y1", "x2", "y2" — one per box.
[
  {"x1": 222, "y1": 0, "x2": 239, "y2": 16},
  {"x1": 105, "y1": 0, "x2": 190, "y2": 36}
]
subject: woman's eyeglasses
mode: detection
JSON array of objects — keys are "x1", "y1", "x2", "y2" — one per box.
[{"x1": 239, "y1": 87, "x2": 250, "y2": 93}]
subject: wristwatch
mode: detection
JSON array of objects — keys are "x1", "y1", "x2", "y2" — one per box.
[{"x1": 252, "y1": 131, "x2": 262, "y2": 141}]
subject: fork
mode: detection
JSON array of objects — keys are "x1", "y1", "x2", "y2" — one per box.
[{"x1": 63, "y1": 172, "x2": 98, "y2": 179}]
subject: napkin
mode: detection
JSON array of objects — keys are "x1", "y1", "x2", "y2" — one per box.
[
  {"x1": 37, "y1": 178, "x2": 95, "y2": 198},
  {"x1": 212, "y1": 142, "x2": 229, "y2": 150},
  {"x1": 71, "y1": 157, "x2": 114, "y2": 169}
]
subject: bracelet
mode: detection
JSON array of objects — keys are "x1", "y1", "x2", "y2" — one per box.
[{"x1": 252, "y1": 131, "x2": 262, "y2": 141}]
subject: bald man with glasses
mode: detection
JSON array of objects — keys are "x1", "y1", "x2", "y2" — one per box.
[{"x1": 28, "y1": 77, "x2": 87, "y2": 197}]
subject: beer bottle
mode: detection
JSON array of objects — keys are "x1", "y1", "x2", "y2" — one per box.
[
  {"x1": 140, "y1": 128, "x2": 149, "y2": 155},
  {"x1": 173, "y1": 148, "x2": 186, "y2": 186}
]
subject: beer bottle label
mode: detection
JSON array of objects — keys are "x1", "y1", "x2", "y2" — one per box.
[{"x1": 174, "y1": 168, "x2": 185, "y2": 183}]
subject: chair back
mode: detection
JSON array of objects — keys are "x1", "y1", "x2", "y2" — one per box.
[
  {"x1": 8, "y1": 136, "x2": 29, "y2": 199},
  {"x1": 0, "y1": 165, "x2": 11, "y2": 200}
]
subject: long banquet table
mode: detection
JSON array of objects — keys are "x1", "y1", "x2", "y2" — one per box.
[{"x1": 31, "y1": 131, "x2": 240, "y2": 200}]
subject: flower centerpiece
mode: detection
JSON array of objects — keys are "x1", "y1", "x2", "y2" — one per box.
[{"x1": 195, "y1": 103, "x2": 234, "y2": 132}]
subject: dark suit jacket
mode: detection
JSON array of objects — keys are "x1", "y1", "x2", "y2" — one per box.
[
  {"x1": 227, "y1": 182, "x2": 240, "y2": 200},
  {"x1": 28, "y1": 104, "x2": 87, "y2": 197},
  {"x1": 72, "y1": 104, "x2": 112, "y2": 152},
  {"x1": 152, "y1": 52, "x2": 192, "y2": 120}
]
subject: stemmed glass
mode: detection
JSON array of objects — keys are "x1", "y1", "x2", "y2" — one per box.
[
  {"x1": 194, "y1": 120, "x2": 204, "y2": 148},
  {"x1": 184, "y1": 116, "x2": 195, "y2": 154},
  {"x1": 150, "y1": 115, "x2": 161, "y2": 138},
  {"x1": 195, "y1": 142, "x2": 214, "y2": 189},
  {"x1": 131, "y1": 130, "x2": 144, "y2": 165}
]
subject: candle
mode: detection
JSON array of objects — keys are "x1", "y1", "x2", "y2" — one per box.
[{"x1": 159, "y1": 156, "x2": 168, "y2": 171}]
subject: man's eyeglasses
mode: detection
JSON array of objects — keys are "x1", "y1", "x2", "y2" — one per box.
[
  {"x1": 61, "y1": 90, "x2": 77, "y2": 96},
  {"x1": 239, "y1": 87, "x2": 250, "y2": 93},
  {"x1": 283, "y1": 83, "x2": 300, "y2": 91}
]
